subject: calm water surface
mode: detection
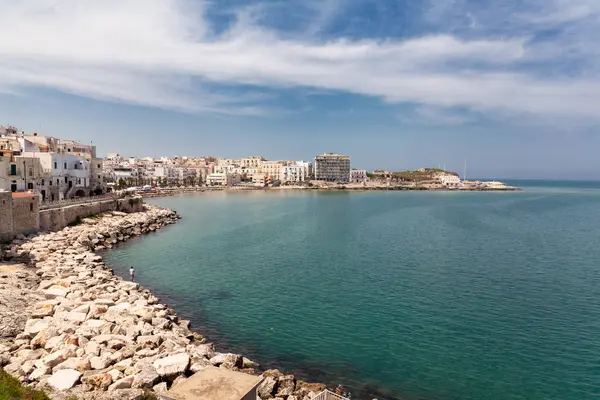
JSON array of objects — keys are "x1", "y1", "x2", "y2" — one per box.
[{"x1": 104, "y1": 181, "x2": 600, "y2": 400}]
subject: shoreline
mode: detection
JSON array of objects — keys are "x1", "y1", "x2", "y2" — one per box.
[
  {"x1": 0, "y1": 204, "x2": 329, "y2": 400},
  {"x1": 138, "y1": 184, "x2": 521, "y2": 199}
]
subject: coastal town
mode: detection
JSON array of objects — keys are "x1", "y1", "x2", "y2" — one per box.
[
  {"x1": 1, "y1": 125, "x2": 516, "y2": 203},
  {"x1": 0, "y1": 125, "x2": 518, "y2": 399},
  {"x1": 0, "y1": 123, "x2": 533, "y2": 400}
]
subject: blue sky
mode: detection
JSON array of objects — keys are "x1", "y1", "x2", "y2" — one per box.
[{"x1": 1, "y1": 0, "x2": 600, "y2": 179}]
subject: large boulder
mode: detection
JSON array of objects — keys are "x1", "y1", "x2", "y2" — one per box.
[
  {"x1": 153, "y1": 353, "x2": 190, "y2": 377},
  {"x1": 24, "y1": 319, "x2": 50, "y2": 336},
  {"x1": 209, "y1": 353, "x2": 243, "y2": 369},
  {"x1": 257, "y1": 376, "x2": 278, "y2": 399},
  {"x1": 136, "y1": 335, "x2": 162, "y2": 348},
  {"x1": 276, "y1": 375, "x2": 296, "y2": 397},
  {"x1": 108, "y1": 375, "x2": 135, "y2": 391},
  {"x1": 44, "y1": 286, "x2": 70, "y2": 299},
  {"x1": 47, "y1": 369, "x2": 82, "y2": 390},
  {"x1": 82, "y1": 372, "x2": 113, "y2": 391},
  {"x1": 132, "y1": 366, "x2": 159, "y2": 389},
  {"x1": 90, "y1": 355, "x2": 112, "y2": 370}
]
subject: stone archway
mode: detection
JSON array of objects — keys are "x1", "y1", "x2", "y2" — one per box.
[{"x1": 75, "y1": 189, "x2": 87, "y2": 198}]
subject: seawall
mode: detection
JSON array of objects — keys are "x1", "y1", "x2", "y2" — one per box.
[
  {"x1": 0, "y1": 204, "x2": 328, "y2": 400},
  {"x1": 39, "y1": 197, "x2": 144, "y2": 232}
]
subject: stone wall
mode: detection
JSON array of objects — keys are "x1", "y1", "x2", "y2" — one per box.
[
  {"x1": 0, "y1": 192, "x2": 14, "y2": 243},
  {"x1": 39, "y1": 197, "x2": 144, "y2": 231},
  {"x1": 12, "y1": 196, "x2": 40, "y2": 236}
]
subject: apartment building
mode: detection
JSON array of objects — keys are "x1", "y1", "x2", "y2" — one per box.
[
  {"x1": 314, "y1": 153, "x2": 351, "y2": 183},
  {"x1": 282, "y1": 161, "x2": 311, "y2": 183},
  {"x1": 350, "y1": 169, "x2": 367, "y2": 183},
  {"x1": 260, "y1": 161, "x2": 283, "y2": 182},
  {"x1": 0, "y1": 151, "x2": 51, "y2": 198},
  {"x1": 252, "y1": 173, "x2": 266, "y2": 186},
  {"x1": 0, "y1": 129, "x2": 104, "y2": 200},
  {"x1": 241, "y1": 156, "x2": 265, "y2": 168},
  {"x1": 206, "y1": 173, "x2": 240, "y2": 186}
]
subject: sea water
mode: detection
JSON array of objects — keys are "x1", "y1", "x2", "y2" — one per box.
[{"x1": 103, "y1": 181, "x2": 600, "y2": 400}]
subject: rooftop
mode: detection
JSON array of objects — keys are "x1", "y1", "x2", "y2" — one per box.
[{"x1": 163, "y1": 366, "x2": 263, "y2": 400}]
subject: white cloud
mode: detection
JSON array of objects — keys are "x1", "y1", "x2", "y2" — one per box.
[
  {"x1": 0, "y1": 0, "x2": 599, "y2": 121},
  {"x1": 400, "y1": 106, "x2": 475, "y2": 126}
]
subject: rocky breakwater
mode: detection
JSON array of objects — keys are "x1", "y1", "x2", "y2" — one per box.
[{"x1": 0, "y1": 205, "x2": 327, "y2": 400}]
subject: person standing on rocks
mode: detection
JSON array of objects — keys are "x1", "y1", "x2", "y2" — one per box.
[{"x1": 129, "y1": 266, "x2": 135, "y2": 281}]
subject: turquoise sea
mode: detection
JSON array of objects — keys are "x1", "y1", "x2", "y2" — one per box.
[{"x1": 103, "y1": 180, "x2": 600, "y2": 400}]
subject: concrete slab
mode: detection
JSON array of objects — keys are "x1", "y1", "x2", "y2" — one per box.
[{"x1": 163, "y1": 366, "x2": 263, "y2": 400}]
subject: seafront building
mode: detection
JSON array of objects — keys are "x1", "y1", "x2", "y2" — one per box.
[
  {"x1": 314, "y1": 153, "x2": 351, "y2": 183},
  {"x1": 350, "y1": 169, "x2": 367, "y2": 183},
  {"x1": 0, "y1": 126, "x2": 105, "y2": 201},
  {"x1": 282, "y1": 161, "x2": 311, "y2": 183},
  {"x1": 437, "y1": 173, "x2": 462, "y2": 187},
  {"x1": 102, "y1": 151, "x2": 316, "y2": 187},
  {"x1": 207, "y1": 173, "x2": 241, "y2": 186}
]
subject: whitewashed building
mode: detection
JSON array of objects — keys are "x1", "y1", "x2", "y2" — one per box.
[
  {"x1": 350, "y1": 169, "x2": 367, "y2": 183},
  {"x1": 282, "y1": 161, "x2": 311, "y2": 183},
  {"x1": 252, "y1": 173, "x2": 266, "y2": 186},
  {"x1": 437, "y1": 173, "x2": 462, "y2": 187},
  {"x1": 206, "y1": 173, "x2": 240, "y2": 186}
]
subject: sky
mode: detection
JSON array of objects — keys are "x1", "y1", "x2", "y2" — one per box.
[{"x1": 1, "y1": 0, "x2": 600, "y2": 179}]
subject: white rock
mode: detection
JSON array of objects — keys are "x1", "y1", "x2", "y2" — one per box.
[
  {"x1": 45, "y1": 335, "x2": 66, "y2": 351},
  {"x1": 85, "y1": 341, "x2": 101, "y2": 356},
  {"x1": 107, "y1": 369, "x2": 123, "y2": 381},
  {"x1": 29, "y1": 365, "x2": 51, "y2": 381},
  {"x1": 40, "y1": 348, "x2": 71, "y2": 369},
  {"x1": 152, "y1": 382, "x2": 168, "y2": 393},
  {"x1": 66, "y1": 312, "x2": 87, "y2": 323},
  {"x1": 48, "y1": 368, "x2": 82, "y2": 390},
  {"x1": 153, "y1": 353, "x2": 190, "y2": 377},
  {"x1": 90, "y1": 356, "x2": 112, "y2": 370},
  {"x1": 24, "y1": 319, "x2": 50, "y2": 336},
  {"x1": 45, "y1": 286, "x2": 70, "y2": 299},
  {"x1": 108, "y1": 375, "x2": 134, "y2": 391},
  {"x1": 72, "y1": 304, "x2": 90, "y2": 314}
]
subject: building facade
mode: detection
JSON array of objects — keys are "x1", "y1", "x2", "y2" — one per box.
[
  {"x1": 350, "y1": 169, "x2": 367, "y2": 183},
  {"x1": 437, "y1": 173, "x2": 461, "y2": 187},
  {"x1": 252, "y1": 173, "x2": 266, "y2": 186},
  {"x1": 241, "y1": 156, "x2": 265, "y2": 168},
  {"x1": 314, "y1": 153, "x2": 351, "y2": 183},
  {"x1": 282, "y1": 161, "x2": 311, "y2": 183},
  {"x1": 206, "y1": 173, "x2": 240, "y2": 186},
  {"x1": 0, "y1": 128, "x2": 106, "y2": 200},
  {"x1": 259, "y1": 161, "x2": 283, "y2": 182}
]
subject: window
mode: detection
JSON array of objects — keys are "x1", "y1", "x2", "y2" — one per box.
[
  {"x1": 41, "y1": 179, "x2": 45, "y2": 186},
  {"x1": 64, "y1": 162, "x2": 67, "y2": 169},
  {"x1": 65, "y1": 177, "x2": 67, "y2": 183},
  {"x1": 57, "y1": 179, "x2": 59, "y2": 185},
  {"x1": 10, "y1": 164, "x2": 16, "y2": 175},
  {"x1": 49, "y1": 180, "x2": 52, "y2": 186},
  {"x1": 98, "y1": 164, "x2": 101, "y2": 168},
  {"x1": 30, "y1": 203, "x2": 33, "y2": 212},
  {"x1": 74, "y1": 163, "x2": 78, "y2": 170},
  {"x1": 29, "y1": 168, "x2": 33, "y2": 177},
  {"x1": 27, "y1": 183, "x2": 33, "y2": 190},
  {"x1": 54, "y1": 162, "x2": 57, "y2": 169}
]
